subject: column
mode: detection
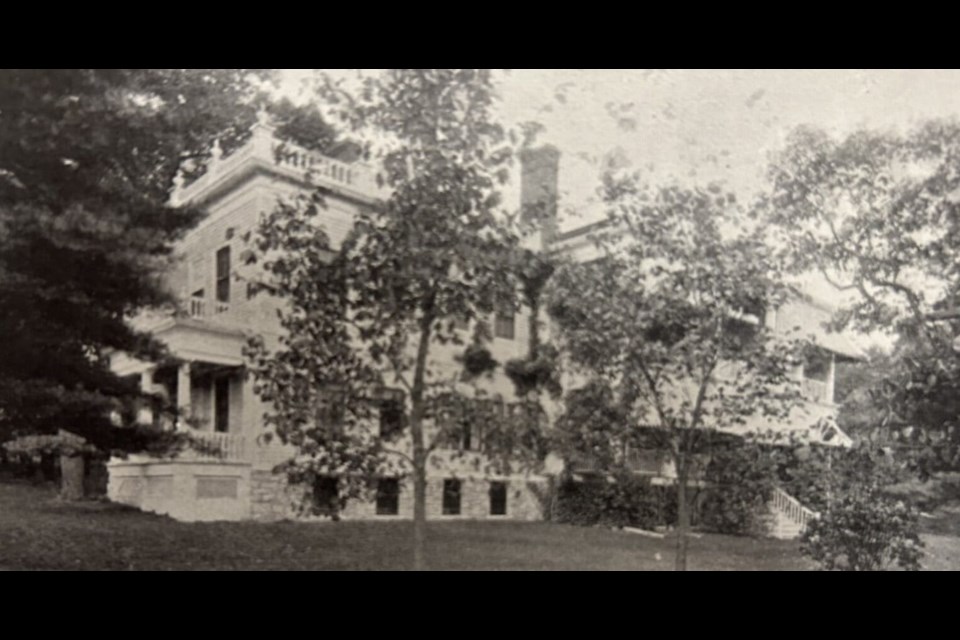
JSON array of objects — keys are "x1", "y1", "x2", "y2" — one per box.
[
  {"x1": 826, "y1": 353, "x2": 836, "y2": 405},
  {"x1": 177, "y1": 362, "x2": 192, "y2": 431},
  {"x1": 137, "y1": 368, "x2": 155, "y2": 426}
]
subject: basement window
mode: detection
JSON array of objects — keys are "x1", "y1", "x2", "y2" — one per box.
[
  {"x1": 442, "y1": 479, "x2": 462, "y2": 515},
  {"x1": 376, "y1": 478, "x2": 399, "y2": 516},
  {"x1": 312, "y1": 476, "x2": 339, "y2": 516},
  {"x1": 489, "y1": 481, "x2": 507, "y2": 516}
]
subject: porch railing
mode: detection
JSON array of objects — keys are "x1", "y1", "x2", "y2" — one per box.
[
  {"x1": 182, "y1": 432, "x2": 247, "y2": 462},
  {"x1": 801, "y1": 377, "x2": 830, "y2": 404},
  {"x1": 771, "y1": 486, "x2": 819, "y2": 532}
]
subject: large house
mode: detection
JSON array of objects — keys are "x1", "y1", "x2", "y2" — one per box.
[
  {"x1": 107, "y1": 117, "x2": 862, "y2": 535},
  {"x1": 107, "y1": 117, "x2": 552, "y2": 522}
]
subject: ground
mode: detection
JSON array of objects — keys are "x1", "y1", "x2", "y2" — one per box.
[{"x1": 0, "y1": 481, "x2": 813, "y2": 570}]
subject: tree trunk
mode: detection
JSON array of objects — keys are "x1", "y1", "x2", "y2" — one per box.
[
  {"x1": 412, "y1": 451, "x2": 427, "y2": 570},
  {"x1": 409, "y1": 311, "x2": 435, "y2": 571},
  {"x1": 674, "y1": 458, "x2": 690, "y2": 571},
  {"x1": 59, "y1": 453, "x2": 85, "y2": 501}
]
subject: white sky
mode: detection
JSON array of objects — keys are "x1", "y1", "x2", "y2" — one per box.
[
  {"x1": 281, "y1": 69, "x2": 960, "y2": 222},
  {"x1": 279, "y1": 69, "x2": 960, "y2": 349}
]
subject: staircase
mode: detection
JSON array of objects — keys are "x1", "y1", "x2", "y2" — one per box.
[{"x1": 769, "y1": 487, "x2": 819, "y2": 540}]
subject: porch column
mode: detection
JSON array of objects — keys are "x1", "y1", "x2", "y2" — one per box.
[
  {"x1": 177, "y1": 362, "x2": 192, "y2": 431},
  {"x1": 137, "y1": 368, "x2": 155, "y2": 426},
  {"x1": 826, "y1": 353, "x2": 836, "y2": 405}
]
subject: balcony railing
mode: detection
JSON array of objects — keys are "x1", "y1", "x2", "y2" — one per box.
[
  {"x1": 801, "y1": 377, "x2": 831, "y2": 404},
  {"x1": 188, "y1": 297, "x2": 230, "y2": 319},
  {"x1": 182, "y1": 432, "x2": 247, "y2": 462},
  {"x1": 173, "y1": 122, "x2": 380, "y2": 206}
]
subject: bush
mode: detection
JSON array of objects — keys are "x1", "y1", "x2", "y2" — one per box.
[
  {"x1": 699, "y1": 486, "x2": 773, "y2": 536},
  {"x1": 554, "y1": 475, "x2": 677, "y2": 530},
  {"x1": 800, "y1": 488, "x2": 924, "y2": 571},
  {"x1": 699, "y1": 442, "x2": 778, "y2": 536}
]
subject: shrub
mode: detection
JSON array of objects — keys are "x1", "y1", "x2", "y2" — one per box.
[
  {"x1": 554, "y1": 475, "x2": 677, "y2": 530},
  {"x1": 800, "y1": 488, "x2": 924, "y2": 571},
  {"x1": 699, "y1": 442, "x2": 778, "y2": 536}
]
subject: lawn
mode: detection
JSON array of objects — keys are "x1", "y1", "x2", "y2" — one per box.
[{"x1": 0, "y1": 481, "x2": 814, "y2": 570}]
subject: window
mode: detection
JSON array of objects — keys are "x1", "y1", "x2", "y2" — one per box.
[
  {"x1": 494, "y1": 307, "x2": 515, "y2": 340},
  {"x1": 317, "y1": 387, "x2": 346, "y2": 429},
  {"x1": 378, "y1": 389, "x2": 405, "y2": 439},
  {"x1": 214, "y1": 377, "x2": 229, "y2": 433},
  {"x1": 215, "y1": 246, "x2": 231, "y2": 303},
  {"x1": 803, "y1": 349, "x2": 830, "y2": 381},
  {"x1": 376, "y1": 478, "x2": 399, "y2": 515},
  {"x1": 489, "y1": 481, "x2": 507, "y2": 516},
  {"x1": 312, "y1": 476, "x2": 339, "y2": 516},
  {"x1": 442, "y1": 479, "x2": 462, "y2": 515}
]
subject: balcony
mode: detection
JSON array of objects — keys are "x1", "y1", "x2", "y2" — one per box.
[
  {"x1": 181, "y1": 432, "x2": 247, "y2": 462},
  {"x1": 801, "y1": 377, "x2": 831, "y2": 405},
  {"x1": 172, "y1": 118, "x2": 382, "y2": 208}
]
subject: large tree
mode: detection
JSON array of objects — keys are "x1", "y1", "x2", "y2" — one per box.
[
  {"x1": 245, "y1": 69, "x2": 547, "y2": 569},
  {"x1": 764, "y1": 121, "x2": 960, "y2": 471},
  {"x1": 548, "y1": 178, "x2": 806, "y2": 570},
  {"x1": 0, "y1": 69, "x2": 273, "y2": 457}
]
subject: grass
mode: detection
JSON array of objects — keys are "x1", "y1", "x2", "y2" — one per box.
[{"x1": 0, "y1": 481, "x2": 815, "y2": 570}]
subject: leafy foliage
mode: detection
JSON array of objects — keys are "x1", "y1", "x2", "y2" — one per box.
[
  {"x1": 0, "y1": 69, "x2": 272, "y2": 450},
  {"x1": 764, "y1": 121, "x2": 960, "y2": 470},
  {"x1": 456, "y1": 343, "x2": 499, "y2": 379},
  {"x1": 699, "y1": 441, "x2": 778, "y2": 536},
  {"x1": 245, "y1": 70, "x2": 547, "y2": 568},
  {"x1": 548, "y1": 175, "x2": 809, "y2": 568},
  {"x1": 554, "y1": 475, "x2": 677, "y2": 530},
  {"x1": 800, "y1": 487, "x2": 924, "y2": 571}
]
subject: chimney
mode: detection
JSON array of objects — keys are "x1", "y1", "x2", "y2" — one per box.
[{"x1": 519, "y1": 145, "x2": 560, "y2": 250}]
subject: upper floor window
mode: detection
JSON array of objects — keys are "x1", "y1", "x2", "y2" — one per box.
[
  {"x1": 453, "y1": 314, "x2": 470, "y2": 332},
  {"x1": 803, "y1": 349, "x2": 830, "y2": 382},
  {"x1": 317, "y1": 387, "x2": 346, "y2": 430},
  {"x1": 215, "y1": 246, "x2": 231, "y2": 303},
  {"x1": 494, "y1": 307, "x2": 515, "y2": 340},
  {"x1": 378, "y1": 388, "x2": 405, "y2": 439}
]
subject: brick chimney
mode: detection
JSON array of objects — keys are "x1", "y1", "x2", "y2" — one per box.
[{"x1": 519, "y1": 145, "x2": 560, "y2": 250}]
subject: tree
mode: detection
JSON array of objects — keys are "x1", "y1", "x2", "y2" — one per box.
[
  {"x1": 548, "y1": 177, "x2": 807, "y2": 570},
  {"x1": 245, "y1": 69, "x2": 547, "y2": 569},
  {"x1": 0, "y1": 69, "x2": 273, "y2": 490},
  {"x1": 764, "y1": 121, "x2": 960, "y2": 470}
]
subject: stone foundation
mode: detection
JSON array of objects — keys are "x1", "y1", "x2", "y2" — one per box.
[{"x1": 250, "y1": 470, "x2": 550, "y2": 522}]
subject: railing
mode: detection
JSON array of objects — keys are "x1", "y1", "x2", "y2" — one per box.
[
  {"x1": 188, "y1": 297, "x2": 229, "y2": 319},
  {"x1": 274, "y1": 148, "x2": 368, "y2": 191},
  {"x1": 183, "y1": 432, "x2": 247, "y2": 462},
  {"x1": 173, "y1": 123, "x2": 380, "y2": 206},
  {"x1": 802, "y1": 377, "x2": 830, "y2": 404},
  {"x1": 771, "y1": 486, "x2": 819, "y2": 531}
]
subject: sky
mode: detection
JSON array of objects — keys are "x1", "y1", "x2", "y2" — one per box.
[
  {"x1": 278, "y1": 70, "x2": 960, "y2": 346},
  {"x1": 281, "y1": 70, "x2": 960, "y2": 226}
]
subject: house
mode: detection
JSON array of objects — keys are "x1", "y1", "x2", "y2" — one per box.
[
  {"x1": 107, "y1": 117, "x2": 552, "y2": 522},
  {"x1": 106, "y1": 116, "x2": 862, "y2": 535},
  {"x1": 547, "y1": 193, "x2": 865, "y2": 538}
]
